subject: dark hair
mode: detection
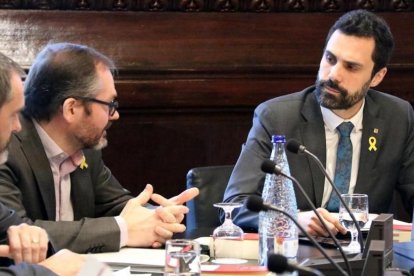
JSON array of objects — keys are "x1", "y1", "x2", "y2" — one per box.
[
  {"x1": 0, "y1": 52, "x2": 25, "y2": 108},
  {"x1": 325, "y1": 9, "x2": 394, "y2": 75},
  {"x1": 24, "y1": 42, "x2": 116, "y2": 121}
]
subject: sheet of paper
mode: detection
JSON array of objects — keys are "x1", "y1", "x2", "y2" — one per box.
[{"x1": 87, "y1": 247, "x2": 165, "y2": 268}]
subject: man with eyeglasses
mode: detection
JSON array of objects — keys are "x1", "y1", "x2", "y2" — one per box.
[{"x1": 0, "y1": 43, "x2": 199, "y2": 254}]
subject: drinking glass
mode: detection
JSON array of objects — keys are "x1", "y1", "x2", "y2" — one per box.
[
  {"x1": 212, "y1": 202, "x2": 245, "y2": 263},
  {"x1": 338, "y1": 194, "x2": 369, "y2": 254},
  {"x1": 164, "y1": 239, "x2": 200, "y2": 276}
]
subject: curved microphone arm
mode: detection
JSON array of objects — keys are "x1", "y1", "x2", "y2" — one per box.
[
  {"x1": 305, "y1": 149, "x2": 364, "y2": 254},
  {"x1": 280, "y1": 170, "x2": 353, "y2": 276}
]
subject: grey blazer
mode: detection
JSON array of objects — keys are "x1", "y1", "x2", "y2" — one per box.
[
  {"x1": 0, "y1": 114, "x2": 133, "y2": 253},
  {"x1": 224, "y1": 86, "x2": 414, "y2": 231}
]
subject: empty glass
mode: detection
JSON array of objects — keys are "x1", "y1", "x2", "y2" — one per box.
[
  {"x1": 211, "y1": 202, "x2": 245, "y2": 263},
  {"x1": 339, "y1": 194, "x2": 369, "y2": 254}
]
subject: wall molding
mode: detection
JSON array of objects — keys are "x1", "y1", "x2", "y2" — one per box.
[{"x1": 0, "y1": 0, "x2": 412, "y2": 12}]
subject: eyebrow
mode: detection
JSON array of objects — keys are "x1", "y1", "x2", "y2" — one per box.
[{"x1": 325, "y1": 50, "x2": 364, "y2": 69}]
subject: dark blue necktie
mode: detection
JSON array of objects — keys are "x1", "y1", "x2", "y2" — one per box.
[{"x1": 326, "y1": 122, "x2": 354, "y2": 212}]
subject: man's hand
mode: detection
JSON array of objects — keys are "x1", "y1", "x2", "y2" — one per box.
[
  {"x1": 39, "y1": 249, "x2": 86, "y2": 276},
  {"x1": 299, "y1": 209, "x2": 347, "y2": 237},
  {"x1": 151, "y1": 187, "x2": 199, "y2": 223},
  {"x1": 121, "y1": 184, "x2": 188, "y2": 248},
  {"x1": 0, "y1": 223, "x2": 48, "y2": 264}
]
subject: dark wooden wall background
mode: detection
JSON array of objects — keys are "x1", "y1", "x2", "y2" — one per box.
[{"x1": 0, "y1": 4, "x2": 413, "y2": 215}]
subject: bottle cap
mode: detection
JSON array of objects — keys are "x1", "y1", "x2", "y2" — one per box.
[{"x1": 272, "y1": 135, "x2": 286, "y2": 143}]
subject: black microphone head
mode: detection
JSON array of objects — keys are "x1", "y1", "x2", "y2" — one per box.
[
  {"x1": 286, "y1": 139, "x2": 302, "y2": 154},
  {"x1": 267, "y1": 254, "x2": 289, "y2": 273},
  {"x1": 245, "y1": 195, "x2": 265, "y2": 212},
  {"x1": 261, "y1": 160, "x2": 276, "y2": 174}
]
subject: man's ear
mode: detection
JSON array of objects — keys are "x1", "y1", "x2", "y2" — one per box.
[
  {"x1": 61, "y1": 98, "x2": 79, "y2": 123},
  {"x1": 370, "y1": 67, "x2": 387, "y2": 88}
]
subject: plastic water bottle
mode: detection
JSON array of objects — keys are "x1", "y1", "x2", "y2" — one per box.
[{"x1": 259, "y1": 135, "x2": 298, "y2": 266}]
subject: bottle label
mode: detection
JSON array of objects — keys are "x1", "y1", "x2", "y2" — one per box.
[{"x1": 274, "y1": 236, "x2": 298, "y2": 259}]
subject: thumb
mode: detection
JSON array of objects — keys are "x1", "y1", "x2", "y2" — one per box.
[
  {"x1": 135, "y1": 184, "x2": 154, "y2": 205},
  {"x1": 0, "y1": 245, "x2": 10, "y2": 258}
]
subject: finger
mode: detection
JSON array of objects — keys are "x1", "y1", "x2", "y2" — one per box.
[
  {"x1": 0, "y1": 245, "x2": 10, "y2": 258},
  {"x1": 154, "y1": 225, "x2": 174, "y2": 240},
  {"x1": 308, "y1": 219, "x2": 330, "y2": 237},
  {"x1": 20, "y1": 230, "x2": 33, "y2": 264},
  {"x1": 334, "y1": 221, "x2": 348, "y2": 234},
  {"x1": 159, "y1": 222, "x2": 186, "y2": 234},
  {"x1": 310, "y1": 214, "x2": 338, "y2": 237},
  {"x1": 175, "y1": 213, "x2": 185, "y2": 224},
  {"x1": 169, "y1": 188, "x2": 200, "y2": 205},
  {"x1": 317, "y1": 209, "x2": 345, "y2": 235},
  {"x1": 155, "y1": 206, "x2": 189, "y2": 223},
  {"x1": 151, "y1": 193, "x2": 170, "y2": 207},
  {"x1": 36, "y1": 229, "x2": 49, "y2": 263},
  {"x1": 152, "y1": 188, "x2": 200, "y2": 207},
  {"x1": 155, "y1": 207, "x2": 177, "y2": 223},
  {"x1": 135, "y1": 184, "x2": 154, "y2": 205},
  {"x1": 306, "y1": 227, "x2": 317, "y2": 237},
  {"x1": 151, "y1": 241, "x2": 163, "y2": 248},
  {"x1": 7, "y1": 225, "x2": 23, "y2": 264}
]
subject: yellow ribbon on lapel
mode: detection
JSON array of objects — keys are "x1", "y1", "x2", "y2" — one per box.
[
  {"x1": 80, "y1": 156, "x2": 88, "y2": 169},
  {"x1": 368, "y1": 136, "x2": 377, "y2": 151}
]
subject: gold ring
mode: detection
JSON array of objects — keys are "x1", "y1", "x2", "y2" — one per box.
[{"x1": 31, "y1": 238, "x2": 39, "y2": 244}]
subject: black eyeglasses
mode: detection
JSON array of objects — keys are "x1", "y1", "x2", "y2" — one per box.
[{"x1": 73, "y1": 96, "x2": 119, "y2": 117}]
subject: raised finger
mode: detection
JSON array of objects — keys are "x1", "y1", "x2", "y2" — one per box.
[
  {"x1": 135, "y1": 184, "x2": 154, "y2": 205},
  {"x1": 170, "y1": 188, "x2": 199, "y2": 205},
  {"x1": 151, "y1": 193, "x2": 171, "y2": 207}
]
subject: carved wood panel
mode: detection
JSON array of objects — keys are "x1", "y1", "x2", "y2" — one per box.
[{"x1": 0, "y1": 11, "x2": 413, "y2": 208}]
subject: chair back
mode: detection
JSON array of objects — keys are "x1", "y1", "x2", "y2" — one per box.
[{"x1": 186, "y1": 165, "x2": 234, "y2": 233}]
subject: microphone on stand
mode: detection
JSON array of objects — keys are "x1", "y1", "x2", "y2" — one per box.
[
  {"x1": 267, "y1": 253, "x2": 324, "y2": 276},
  {"x1": 286, "y1": 139, "x2": 364, "y2": 254},
  {"x1": 261, "y1": 160, "x2": 352, "y2": 276},
  {"x1": 245, "y1": 196, "x2": 347, "y2": 276}
]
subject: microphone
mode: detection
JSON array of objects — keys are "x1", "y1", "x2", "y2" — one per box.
[
  {"x1": 245, "y1": 196, "x2": 347, "y2": 276},
  {"x1": 268, "y1": 253, "x2": 324, "y2": 276},
  {"x1": 286, "y1": 139, "x2": 364, "y2": 253},
  {"x1": 261, "y1": 160, "x2": 352, "y2": 276}
]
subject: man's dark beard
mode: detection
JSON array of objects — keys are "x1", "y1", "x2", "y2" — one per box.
[{"x1": 315, "y1": 78, "x2": 370, "y2": 109}]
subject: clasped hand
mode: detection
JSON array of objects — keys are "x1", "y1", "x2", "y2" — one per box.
[{"x1": 121, "y1": 184, "x2": 199, "y2": 248}]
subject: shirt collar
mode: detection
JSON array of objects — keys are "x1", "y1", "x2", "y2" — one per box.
[
  {"x1": 33, "y1": 119, "x2": 84, "y2": 166},
  {"x1": 320, "y1": 99, "x2": 365, "y2": 133}
]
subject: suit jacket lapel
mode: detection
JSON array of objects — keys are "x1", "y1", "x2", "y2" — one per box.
[
  {"x1": 355, "y1": 93, "x2": 385, "y2": 193},
  {"x1": 300, "y1": 91, "x2": 326, "y2": 207},
  {"x1": 70, "y1": 168, "x2": 94, "y2": 219},
  {"x1": 17, "y1": 116, "x2": 56, "y2": 220}
]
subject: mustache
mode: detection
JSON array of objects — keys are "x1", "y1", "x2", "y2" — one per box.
[{"x1": 320, "y1": 79, "x2": 348, "y2": 96}]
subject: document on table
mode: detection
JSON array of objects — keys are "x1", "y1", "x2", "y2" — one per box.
[{"x1": 87, "y1": 247, "x2": 165, "y2": 274}]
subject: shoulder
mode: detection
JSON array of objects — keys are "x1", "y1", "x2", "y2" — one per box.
[
  {"x1": 366, "y1": 89, "x2": 412, "y2": 115},
  {"x1": 255, "y1": 86, "x2": 315, "y2": 117}
]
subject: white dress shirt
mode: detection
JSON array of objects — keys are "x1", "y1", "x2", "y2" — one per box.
[{"x1": 320, "y1": 100, "x2": 365, "y2": 208}]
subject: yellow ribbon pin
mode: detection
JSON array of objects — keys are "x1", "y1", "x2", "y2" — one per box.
[
  {"x1": 368, "y1": 136, "x2": 377, "y2": 151},
  {"x1": 80, "y1": 156, "x2": 88, "y2": 170}
]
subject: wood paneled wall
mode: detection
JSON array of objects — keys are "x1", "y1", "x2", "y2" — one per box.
[{"x1": 0, "y1": 10, "x2": 413, "y2": 204}]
